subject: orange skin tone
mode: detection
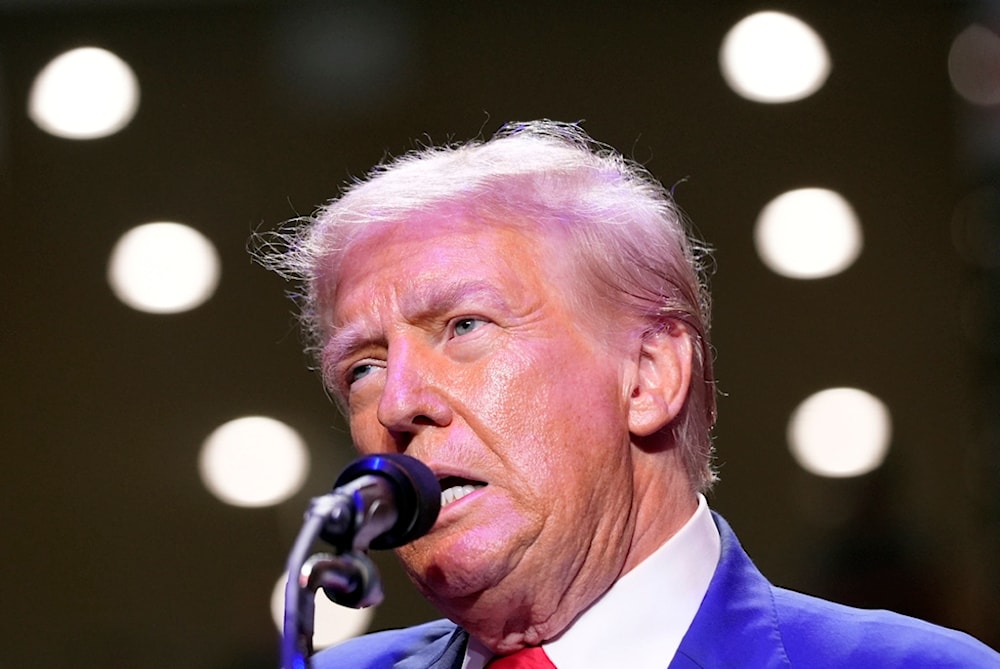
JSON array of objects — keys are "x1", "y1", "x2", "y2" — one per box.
[{"x1": 323, "y1": 216, "x2": 696, "y2": 653}]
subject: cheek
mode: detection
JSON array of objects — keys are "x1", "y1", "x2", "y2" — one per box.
[
  {"x1": 513, "y1": 347, "x2": 625, "y2": 427},
  {"x1": 466, "y1": 353, "x2": 558, "y2": 450},
  {"x1": 347, "y1": 406, "x2": 390, "y2": 454},
  {"x1": 479, "y1": 343, "x2": 628, "y2": 468}
]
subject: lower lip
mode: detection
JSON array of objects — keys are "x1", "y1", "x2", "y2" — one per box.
[{"x1": 437, "y1": 485, "x2": 487, "y2": 520}]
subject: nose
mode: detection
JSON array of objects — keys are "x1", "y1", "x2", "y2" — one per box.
[{"x1": 376, "y1": 341, "x2": 452, "y2": 447}]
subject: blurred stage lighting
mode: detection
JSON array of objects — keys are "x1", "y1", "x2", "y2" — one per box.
[
  {"x1": 788, "y1": 387, "x2": 892, "y2": 478},
  {"x1": 754, "y1": 188, "x2": 862, "y2": 279},
  {"x1": 199, "y1": 416, "x2": 309, "y2": 508},
  {"x1": 107, "y1": 222, "x2": 220, "y2": 314},
  {"x1": 720, "y1": 11, "x2": 830, "y2": 103},
  {"x1": 948, "y1": 24, "x2": 1000, "y2": 107},
  {"x1": 28, "y1": 46, "x2": 139, "y2": 139},
  {"x1": 271, "y1": 574, "x2": 375, "y2": 649}
]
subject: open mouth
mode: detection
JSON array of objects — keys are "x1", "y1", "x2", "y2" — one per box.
[{"x1": 438, "y1": 476, "x2": 486, "y2": 508}]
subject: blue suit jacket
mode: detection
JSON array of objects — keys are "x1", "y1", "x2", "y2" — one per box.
[{"x1": 313, "y1": 514, "x2": 999, "y2": 668}]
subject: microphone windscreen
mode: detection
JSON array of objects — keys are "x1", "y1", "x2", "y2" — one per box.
[{"x1": 333, "y1": 453, "x2": 441, "y2": 549}]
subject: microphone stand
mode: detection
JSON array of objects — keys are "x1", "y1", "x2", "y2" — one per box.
[
  {"x1": 281, "y1": 495, "x2": 385, "y2": 669},
  {"x1": 279, "y1": 453, "x2": 441, "y2": 669}
]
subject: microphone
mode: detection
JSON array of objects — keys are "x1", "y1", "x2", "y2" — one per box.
[
  {"x1": 314, "y1": 453, "x2": 441, "y2": 551},
  {"x1": 281, "y1": 454, "x2": 440, "y2": 667}
]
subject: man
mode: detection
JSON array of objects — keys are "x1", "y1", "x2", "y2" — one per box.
[{"x1": 263, "y1": 121, "x2": 999, "y2": 668}]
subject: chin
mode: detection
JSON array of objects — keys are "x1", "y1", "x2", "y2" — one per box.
[
  {"x1": 404, "y1": 547, "x2": 505, "y2": 604},
  {"x1": 448, "y1": 601, "x2": 565, "y2": 656},
  {"x1": 402, "y1": 517, "x2": 527, "y2": 595}
]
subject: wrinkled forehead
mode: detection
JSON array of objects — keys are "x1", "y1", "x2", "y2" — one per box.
[
  {"x1": 318, "y1": 199, "x2": 555, "y2": 272},
  {"x1": 311, "y1": 208, "x2": 576, "y2": 329}
]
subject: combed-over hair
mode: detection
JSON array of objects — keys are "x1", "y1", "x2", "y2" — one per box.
[{"x1": 256, "y1": 120, "x2": 718, "y2": 491}]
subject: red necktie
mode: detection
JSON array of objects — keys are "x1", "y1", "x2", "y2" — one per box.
[{"x1": 486, "y1": 647, "x2": 556, "y2": 669}]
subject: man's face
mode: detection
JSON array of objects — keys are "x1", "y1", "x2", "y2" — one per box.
[{"x1": 322, "y1": 216, "x2": 641, "y2": 649}]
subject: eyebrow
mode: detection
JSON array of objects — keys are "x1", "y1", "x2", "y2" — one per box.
[
  {"x1": 399, "y1": 278, "x2": 509, "y2": 323},
  {"x1": 322, "y1": 322, "x2": 383, "y2": 377},
  {"x1": 323, "y1": 278, "x2": 509, "y2": 368}
]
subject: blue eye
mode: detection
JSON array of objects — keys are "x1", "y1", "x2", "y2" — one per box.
[
  {"x1": 453, "y1": 317, "x2": 485, "y2": 336},
  {"x1": 349, "y1": 363, "x2": 374, "y2": 384}
]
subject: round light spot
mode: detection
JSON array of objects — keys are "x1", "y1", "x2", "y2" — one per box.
[
  {"x1": 107, "y1": 222, "x2": 220, "y2": 313},
  {"x1": 754, "y1": 188, "x2": 863, "y2": 279},
  {"x1": 270, "y1": 573, "x2": 375, "y2": 649},
  {"x1": 199, "y1": 416, "x2": 309, "y2": 507},
  {"x1": 948, "y1": 24, "x2": 1000, "y2": 106},
  {"x1": 788, "y1": 388, "x2": 892, "y2": 478},
  {"x1": 720, "y1": 11, "x2": 831, "y2": 103},
  {"x1": 28, "y1": 46, "x2": 139, "y2": 139}
]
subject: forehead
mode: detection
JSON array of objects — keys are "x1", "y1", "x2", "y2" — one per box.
[{"x1": 325, "y1": 215, "x2": 566, "y2": 324}]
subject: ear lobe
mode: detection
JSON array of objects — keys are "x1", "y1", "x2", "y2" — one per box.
[{"x1": 627, "y1": 324, "x2": 694, "y2": 438}]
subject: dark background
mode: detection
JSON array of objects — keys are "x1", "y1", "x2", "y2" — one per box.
[{"x1": 1, "y1": 1, "x2": 997, "y2": 667}]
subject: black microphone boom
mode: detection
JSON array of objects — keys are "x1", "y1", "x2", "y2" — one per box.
[
  {"x1": 281, "y1": 455, "x2": 439, "y2": 668},
  {"x1": 316, "y1": 453, "x2": 441, "y2": 551},
  {"x1": 281, "y1": 454, "x2": 439, "y2": 668}
]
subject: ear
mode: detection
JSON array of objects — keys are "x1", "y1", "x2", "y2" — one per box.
[{"x1": 627, "y1": 323, "x2": 694, "y2": 437}]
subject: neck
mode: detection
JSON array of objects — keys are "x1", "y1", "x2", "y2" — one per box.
[
  {"x1": 449, "y1": 455, "x2": 697, "y2": 654},
  {"x1": 621, "y1": 448, "x2": 698, "y2": 576}
]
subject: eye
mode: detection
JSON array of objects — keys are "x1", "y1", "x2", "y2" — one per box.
[
  {"x1": 348, "y1": 362, "x2": 377, "y2": 385},
  {"x1": 452, "y1": 317, "x2": 487, "y2": 337}
]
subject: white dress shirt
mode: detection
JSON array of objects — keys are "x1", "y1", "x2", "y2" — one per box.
[{"x1": 463, "y1": 494, "x2": 721, "y2": 669}]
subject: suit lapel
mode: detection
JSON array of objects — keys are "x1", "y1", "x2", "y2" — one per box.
[
  {"x1": 394, "y1": 624, "x2": 468, "y2": 669},
  {"x1": 669, "y1": 513, "x2": 790, "y2": 669},
  {"x1": 385, "y1": 514, "x2": 787, "y2": 669}
]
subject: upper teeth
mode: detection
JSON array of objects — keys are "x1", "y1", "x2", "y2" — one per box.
[{"x1": 441, "y1": 484, "x2": 481, "y2": 507}]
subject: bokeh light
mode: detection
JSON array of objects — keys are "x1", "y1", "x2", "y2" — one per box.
[
  {"x1": 271, "y1": 574, "x2": 375, "y2": 649},
  {"x1": 28, "y1": 46, "x2": 140, "y2": 139},
  {"x1": 948, "y1": 24, "x2": 1000, "y2": 106},
  {"x1": 107, "y1": 221, "x2": 220, "y2": 314},
  {"x1": 788, "y1": 387, "x2": 892, "y2": 478},
  {"x1": 199, "y1": 416, "x2": 310, "y2": 507},
  {"x1": 754, "y1": 188, "x2": 863, "y2": 279},
  {"x1": 720, "y1": 11, "x2": 831, "y2": 103}
]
